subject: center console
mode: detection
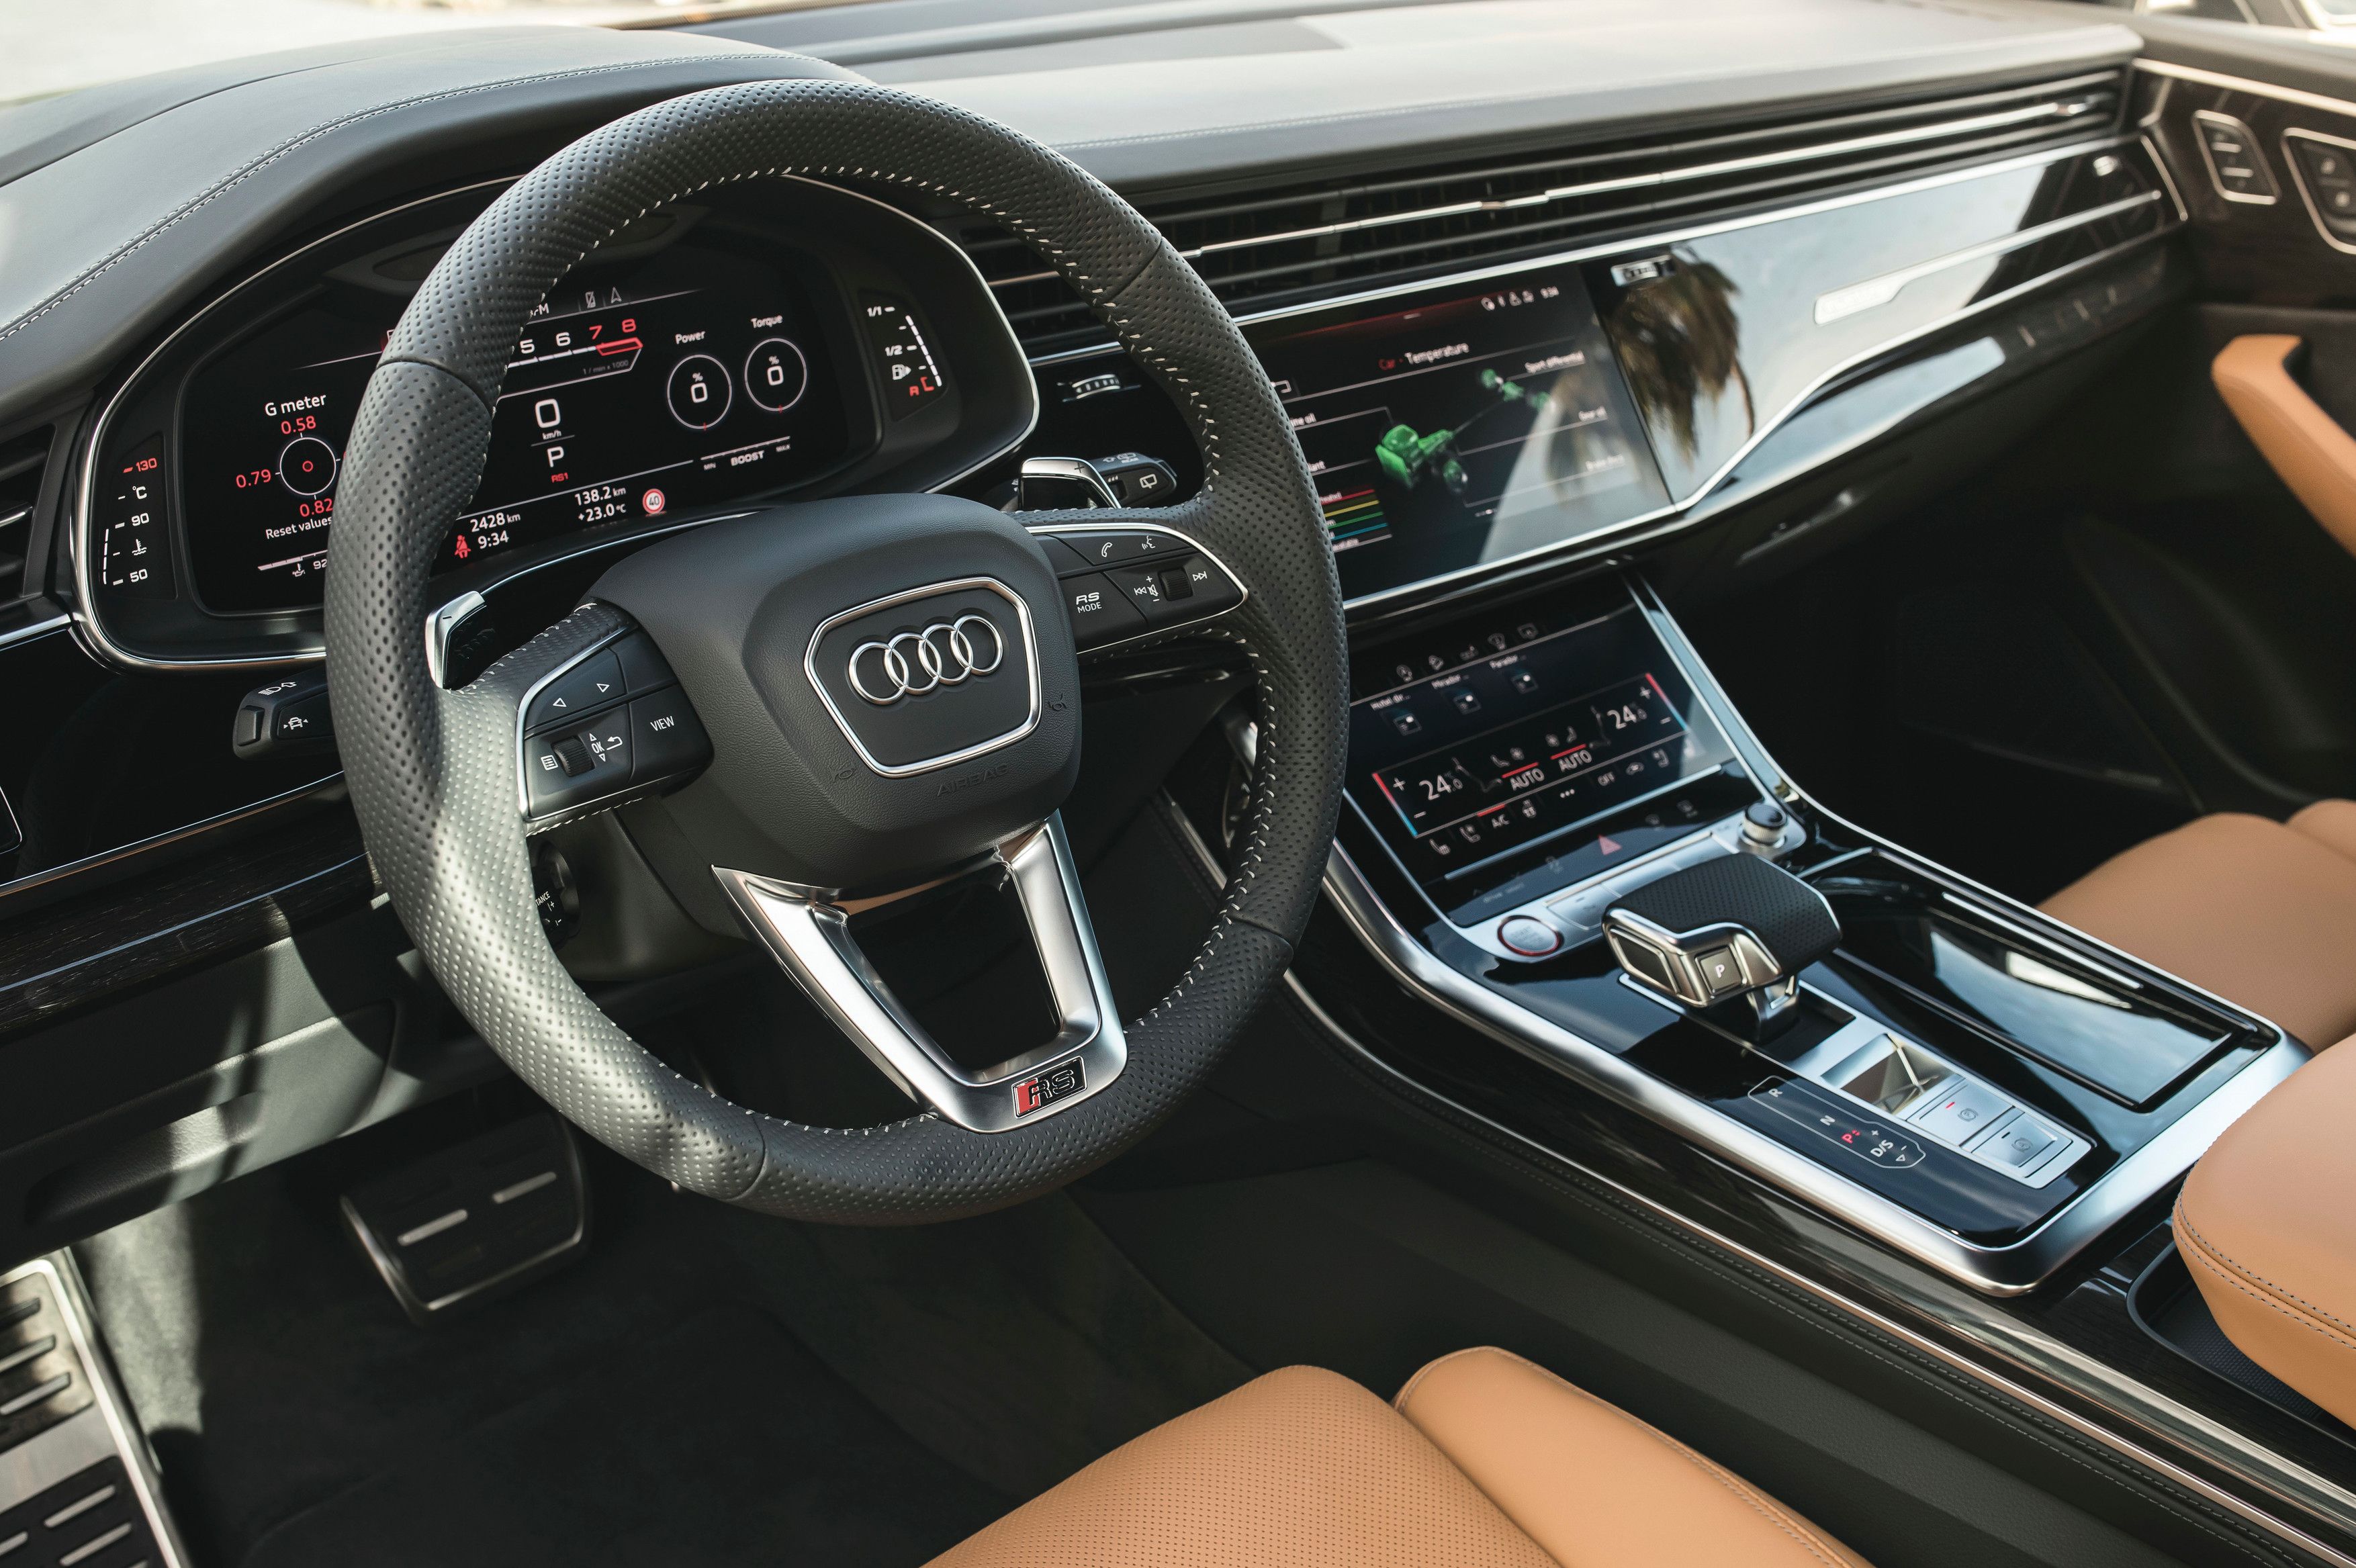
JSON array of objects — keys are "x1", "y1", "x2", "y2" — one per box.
[{"x1": 1322, "y1": 572, "x2": 2304, "y2": 1293}]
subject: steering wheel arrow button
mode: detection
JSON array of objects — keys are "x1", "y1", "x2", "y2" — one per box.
[{"x1": 526, "y1": 651, "x2": 625, "y2": 733}]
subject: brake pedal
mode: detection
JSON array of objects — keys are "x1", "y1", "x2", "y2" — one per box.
[
  {"x1": 0, "y1": 1255, "x2": 190, "y2": 1568},
  {"x1": 341, "y1": 1113, "x2": 589, "y2": 1326}
]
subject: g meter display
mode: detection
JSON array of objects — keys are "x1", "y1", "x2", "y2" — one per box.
[{"x1": 177, "y1": 242, "x2": 907, "y2": 614}]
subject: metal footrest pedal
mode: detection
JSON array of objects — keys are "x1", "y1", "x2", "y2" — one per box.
[
  {"x1": 0, "y1": 1257, "x2": 187, "y2": 1568},
  {"x1": 341, "y1": 1112, "x2": 590, "y2": 1326}
]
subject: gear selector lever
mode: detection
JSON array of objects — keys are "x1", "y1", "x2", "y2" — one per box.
[{"x1": 1603, "y1": 853, "x2": 1841, "y2": 1026}]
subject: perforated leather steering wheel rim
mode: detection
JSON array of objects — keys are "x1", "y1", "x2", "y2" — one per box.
[{"x1": 324, "y1": 78, "x2": 1347, "y2": 1223}]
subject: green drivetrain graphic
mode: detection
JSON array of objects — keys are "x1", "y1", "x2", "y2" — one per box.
[{"x1": 1373, "y1": 369, "x2": 1537, "y2": 497}]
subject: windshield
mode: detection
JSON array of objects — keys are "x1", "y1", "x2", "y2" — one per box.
[{"x1": 0, "y1": 0, "x2": 860, "y2": 108}]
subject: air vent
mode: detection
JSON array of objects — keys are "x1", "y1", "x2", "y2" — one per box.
[
  {"x1": 958, "y1": 68, "x2": 2124, "y2": 356},
  {"x1": 0, "y1": 430, "x2": 46, "y2": 602}
]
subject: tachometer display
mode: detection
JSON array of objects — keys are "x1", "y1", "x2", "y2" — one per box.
[{"x1": 179, "y1": 242, "x2": 855, "y2": 615}]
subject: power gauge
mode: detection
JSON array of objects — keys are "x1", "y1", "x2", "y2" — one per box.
[{"x1": 861, "y1": 291, "x2": 946, "y2": 420}]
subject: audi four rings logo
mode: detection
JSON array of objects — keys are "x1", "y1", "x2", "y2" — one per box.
[{"x1": 847, "y1": 614, "x2": 1005, "y2": 704}]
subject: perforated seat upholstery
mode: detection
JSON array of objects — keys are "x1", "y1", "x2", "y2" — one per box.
[
  {"x1": 926, "y1": 1346, "x2": 1871, "y2": 1568},
  {"x1": 2041, "y1": 802, "x2": 2356, "y2": 1048}
]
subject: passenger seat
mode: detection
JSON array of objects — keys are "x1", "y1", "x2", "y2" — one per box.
[
  {"x1": 2041, "y1": 801, "x2": 2356, "y2": 1049},
  {"x1": 928, "y1": 1346, "x2": 1870, "y2": 1567}
]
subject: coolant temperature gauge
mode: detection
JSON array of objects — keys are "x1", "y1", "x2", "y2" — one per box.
[{"x1": 860, "y1": 291, "x2": 946, "y2": 420}]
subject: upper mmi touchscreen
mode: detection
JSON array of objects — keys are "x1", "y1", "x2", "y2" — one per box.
[{"x1": 1245, "y1": 265, "x2": 1671, "y2": 602}]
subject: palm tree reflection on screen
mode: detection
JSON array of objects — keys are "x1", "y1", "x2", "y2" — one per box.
[{"x1": 1609, "y1": 255, "x2": 1753, "y2": 462}]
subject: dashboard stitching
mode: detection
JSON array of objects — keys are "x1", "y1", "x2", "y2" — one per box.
[{"x1": 0, "y1": 52, "x2": 808, "y2": 351}]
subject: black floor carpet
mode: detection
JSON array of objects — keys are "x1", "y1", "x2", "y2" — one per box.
[
  {"x1": 76, "y1": 1108, "x2": 1251, "y2": 1568},
  {"x1": 243, "y1": 1301, "x2": 1003, "y2": 1568}
]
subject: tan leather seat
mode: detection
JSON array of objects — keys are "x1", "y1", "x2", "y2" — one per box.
[
  {"x1": 2177, "y1": 1029, "x2": 2356, "y2": 1426},
  {"x1": 928, "y1": 1345, "x2": 1870, "y2": 1567},
  {"x1": 2040, "y1": 801, "x2": 2356, "y2": 1048}
]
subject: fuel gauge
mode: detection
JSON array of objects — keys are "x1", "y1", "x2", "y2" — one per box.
[{"x1": 861, "y1": 291, "x2": 946, "y2": 420}]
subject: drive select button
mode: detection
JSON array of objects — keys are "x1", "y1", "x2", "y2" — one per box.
[{"x1": 1062, "y1": 571, "x2": 1147, "y2": 645}]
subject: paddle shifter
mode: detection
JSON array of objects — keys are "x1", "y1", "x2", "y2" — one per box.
[{"x1": 1603, "y1": 853, "x2": 1841, "y2": 1029}]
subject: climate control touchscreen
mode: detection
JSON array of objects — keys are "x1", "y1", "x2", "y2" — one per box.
[{"x1": 1347, "y1": 590, "x2": 1749, "y2": 924}]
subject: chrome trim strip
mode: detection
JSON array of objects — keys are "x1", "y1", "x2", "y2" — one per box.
[
  {"x1": 1813, "y1": 189, "x2": 2161, "y2": 324},
  {"x1": 0, "y1": 609, "x2": 73, "y2": 653},
  {"x1": 1277, "y1": 977, "x2": 2356, "y2": 1565},
  {"x1": 0, "y1": 774, "x2": 345, "y2": 913},
  {"x1": 71, "y1": 173, "x2": 1040, "y2": 674},
  {"x1": 713, "y1": 814, "x2": 1124, "y2": 1132},
  {"x1": 2144, "y1": 128, "x2": 2192, "y2": 226},
  {"x1": 2281, "y1": 126, "x2": 2356, "y2": 257},
  {"x1": 990, "y1": 84, "x2": 2114, "y2": 288},
  {"x1": 801, "y1": 575, "x2": 1042, "y2": 779},
  {"x1": 2135, "y1": 56, "x2": 2356, "y2": 123}
]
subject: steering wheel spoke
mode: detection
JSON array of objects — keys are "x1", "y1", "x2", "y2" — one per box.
[{"x1": 716, "y1": 814, "x2": 1124, "y2": 1132}]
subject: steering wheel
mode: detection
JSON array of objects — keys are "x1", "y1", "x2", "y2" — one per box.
[{"x1": 324, "y1": 79, "x2": 1348, "y2": 1224}]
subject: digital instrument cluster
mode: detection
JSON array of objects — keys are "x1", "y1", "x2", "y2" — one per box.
[
  {"x1": 1244, "y1": 266, "x2": 1672, "y2": 603},
  {"x1": 175, "y1": 241, "x2": 887, "y2": 615}
]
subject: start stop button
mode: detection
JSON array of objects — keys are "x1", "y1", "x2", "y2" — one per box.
[{"x1": 1497, "y1": 914, "x2": 1563, "y2": 958}]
